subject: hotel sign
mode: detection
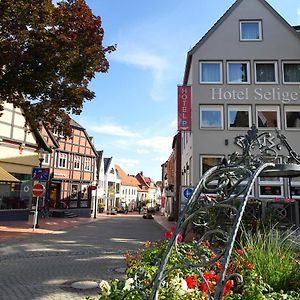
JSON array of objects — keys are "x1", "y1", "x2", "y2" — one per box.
[
  {"x1": 178, "y1": 85, "x2": 191, "y2": 131},
  {"x1": 211, "y1": 87, "x2": 299, "y2": 103}
]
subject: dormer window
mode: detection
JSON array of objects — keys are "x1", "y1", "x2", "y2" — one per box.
[{"x1": 240, "y1": 20, "x2": 262, "y2": 41}]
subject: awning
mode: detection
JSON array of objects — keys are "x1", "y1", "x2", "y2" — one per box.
[{"x1": 0, "y1": 166, "x2": 20, "y2": 182}]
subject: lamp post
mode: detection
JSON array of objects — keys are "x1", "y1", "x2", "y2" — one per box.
[{"x1": 38, "y1": 148, "x2": 44, "y2": 167}]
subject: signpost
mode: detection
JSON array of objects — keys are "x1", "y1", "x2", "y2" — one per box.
[
  {"x1": 32, "y1": 183, "x2": 45, "y2": 230},
  {"x1": 181, "y1": 186, "x2": 194, "y2": 212}
]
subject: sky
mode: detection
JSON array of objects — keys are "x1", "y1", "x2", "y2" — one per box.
[{"x1": 73, "y1": 0, "x2": 300, "y2": 182}]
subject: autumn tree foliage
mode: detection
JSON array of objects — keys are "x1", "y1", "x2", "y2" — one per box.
[{"x1": 0, "y1": 0, "x2": 115, "y2": 135}]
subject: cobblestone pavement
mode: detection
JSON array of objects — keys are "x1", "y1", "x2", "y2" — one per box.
[{"x1": 0, "y1": 215, "x2": 165, "y2": 300}]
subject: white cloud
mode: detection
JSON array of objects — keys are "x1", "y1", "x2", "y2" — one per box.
[
  {"x1": 298, "y1": 7, "x2": 300, "y2": 19},
  {"x1": 114, "y1": 158, "x2": 140, "y2": 171},
  {"x1": 113, "y1": 46, "x2": 170, "y2": 101},
  {"x1": 89, "y1": 124, "x2": 140, "y2": 138},
  {"x1": 136, "y1": 136, "x2": 172, "y2": 155}
]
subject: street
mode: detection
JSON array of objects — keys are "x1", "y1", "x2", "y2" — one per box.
[{"x1": 0, "y1": 215, "x2": 164, "y2": 300}]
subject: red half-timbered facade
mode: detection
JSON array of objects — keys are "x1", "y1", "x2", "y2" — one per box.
[{"x1": 42, "y1": 119, "x2": 97, "y2": 216}]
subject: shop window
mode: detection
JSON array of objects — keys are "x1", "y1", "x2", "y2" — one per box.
[
  {"x1": 227, "y1": 62, "x2": 250, "y2": 84},
  {"x1": 284, "y1": 106, "x2": 300, "y2": 129},
  {"x1": 200, "y1": 105, "x2": 223, "y2": 129},
  {"x1": 283, "y1": 62, "x2": 300, "y2": 83},
  {"x1": 199, "y1": 62, "x2": 222, "y2": 84},
  {"x1": 240, "y1": 20, "x2": 262, "y2": 41},
  {"x1": 254, "y1": 62, "x2": 278, "y2": 83},
  {"x1": 200, "y1": 156, "x2": 223, "y2": 176},
  {"x1": 228, "y1": 105, "x2": 251, "y2": 128},
  {"x1": 256, "y1": 105, "x2": 280, "y2": 129}
]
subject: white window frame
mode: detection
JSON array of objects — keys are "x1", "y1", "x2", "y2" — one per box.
[
  {"x1": 200, "y1": 105, "x2": 224, "y2": 129},
  {"x1": 284, "y1": 106, "x2": 300, "y2": 130},
  {"x1": 57, "y1": 152, "x2": 68, "y2": 169},
  {"x1": 228, "y1": 105, "x2": 252, "y2": 129},
  {"x1": 74, "y1": 155, "x2": 81, "y2": 170},
  {"x1": 43, "y1": 153, "x2": 50, "y2": 165},
  {"x1": 282, "y1": 61, "x2": 300, "y2": 84},
  {"x1": 256, "y1": 105, "x2": 280, "y2": 130},
  {"x1": 254, "y1": 61, "x2": 278, "y2": 84},
  {"x1": 240, "y1": 20, "x2": 262, "y2": 41},
  {"x1": 227, "y1": 61, "x2": 250, "y2": 84},
  {"x1": 84, "y1": 157, "x2": 92, "y2": 171},
  {"x1": 199, "y1": 61, "x2": 223, "y2": 84}
]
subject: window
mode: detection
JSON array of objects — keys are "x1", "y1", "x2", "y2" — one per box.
[
  {"x1": 74, "y1": 155, "x2": 81, "y2": 170},
  {"x1": 240, "y1": 20, "x2": 262, "y2": 41},
  {"x1": 259, "y1": 158, "x2": 283, "y2": 198},
  {"x1": 84, "y1": 157, "x2": 91, "y2": 171},
  {"x1": 200, "y1": 62, "x2": 222, "y2": 83},
  {"x1": 283, "y1": 62, "x2": 300, "y2": 83},
  {"x1": 254, "y1": 62, "x2": 278, "y2": 83},
  {"x1": 200, "y1": 105, "x2": 223, "y2": 129},
  {"x1": 256, "y1": 105, "x2": 280, "y2": 129},
  {"x1": 284, "y1": 106, "x2": 300, "y2": 129},
  {"x1": 201, "y1": 156, "x2": 223, "y2": 175},
  {"x1": 43, "y1": 153, "x2": 50, "y2": 165},
  {"x1": 57, "y1": 152, "x2": 68, "y2": 168},
  {"x1": 227, "y1": 62, "x2": 250, "y2": 84},
  {"x1": 228, "y1": 105, "x2": 251, "y2": 128}
]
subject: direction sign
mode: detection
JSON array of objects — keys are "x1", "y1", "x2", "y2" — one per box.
[
  {"x1": 183, "y1": 187, "x2": 193, "y2": 199},
  {"x1": 32, "y1": 183, "x2": 45, "y2": 197},
  {"x1": 32, "y1": 168, "x2": 50, "y2": 181}
]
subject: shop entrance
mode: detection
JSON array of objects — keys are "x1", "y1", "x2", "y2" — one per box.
[{"x1": 49, "y1": 182, "x2": 61, "y2": 209}]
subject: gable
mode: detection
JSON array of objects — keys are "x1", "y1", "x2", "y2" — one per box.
[{"x1": 184, "y1": 0, "x2": 300, "y2": 83}]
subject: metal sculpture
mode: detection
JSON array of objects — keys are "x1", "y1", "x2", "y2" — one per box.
[{"x1": 124, "y1": 125, "x2": 300, "y2": 300}]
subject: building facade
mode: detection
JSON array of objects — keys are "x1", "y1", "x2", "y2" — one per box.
[
  {"x1": 181, "y1": 0, "x2": 300, "y2": 222},
  {"x1": 0, "y1": 102, "x2": 50, "y2": 220},
  {"x1": 41, "y1": 119, "x2": 97, "y2": 216}
]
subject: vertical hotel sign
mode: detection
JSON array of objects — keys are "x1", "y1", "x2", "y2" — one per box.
[{"x1": 178, "y1": 85, "x2": 191, "y2": 131}]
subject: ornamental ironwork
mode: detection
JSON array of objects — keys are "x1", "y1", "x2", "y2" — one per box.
[{"x1": 123, "y1": 125, "x2": 300, "y2": 300}]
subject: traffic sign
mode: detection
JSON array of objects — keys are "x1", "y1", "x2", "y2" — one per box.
[
  {"x1": 32, "y1": 183, "x2": 45, "y2": 197},
  {"x1": 183, "y1": 187, "x2": 193, "y2": 199},
  {"x1": 32, "y1": 168, "x2": 50, "y2": 181}
]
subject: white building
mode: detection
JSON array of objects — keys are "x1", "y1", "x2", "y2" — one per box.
[{"x1": 181, "y1": 0, "x2": 300, "y2": 217}]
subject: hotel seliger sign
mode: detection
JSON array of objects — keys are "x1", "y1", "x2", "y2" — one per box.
[
  {"x1": 178, "y1": 85, "x2": 191, "y2": 131},
  {"x1": 211, "y1": 87, "x2": 299, "y2": 103}
]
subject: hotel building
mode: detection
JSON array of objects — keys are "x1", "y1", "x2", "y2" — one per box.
[{"x1": 181, "y1": 0, "x2": 300, "y2": 225}]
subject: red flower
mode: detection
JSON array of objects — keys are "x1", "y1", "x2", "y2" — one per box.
[
  {"x1": 214, "y1": 260, "x2": 222, "y2": 270},
  {"x1": 223, "y1": 280, "x2": 234, "y2": 295},
  {"x1": 186, "y1": 275, "x2": 198, "y2": 289},
  {"x1": 200, "y1": 281, "x2": 213, "y2": 293},
  {"x1": 245, "y1": 260, "x2": 254, "y2": 270},
  {"x1": 236, "y1": 249, "x2": 244, "y2": 256}
]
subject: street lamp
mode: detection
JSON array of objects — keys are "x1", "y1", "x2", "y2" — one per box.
[{"x1": 37, "y1": 148, "x2": 44, "y2": 168}]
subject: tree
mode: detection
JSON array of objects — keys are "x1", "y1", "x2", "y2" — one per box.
[{"x1": 0, "y1": 0, "x2": 115, "y2": 135}]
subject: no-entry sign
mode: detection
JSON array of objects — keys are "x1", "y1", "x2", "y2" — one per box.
[{"x1": 32, "y1": 183, "x2": 45, "y2": 197}]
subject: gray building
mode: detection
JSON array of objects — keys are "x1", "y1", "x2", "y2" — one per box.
[{"x1": 181, "y1": 0, "x2": 300, "y2": 207}]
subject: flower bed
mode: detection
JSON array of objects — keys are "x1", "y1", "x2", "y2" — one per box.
[{"x1": 88, "y1": 227, "x2": 300, "y2": 299}]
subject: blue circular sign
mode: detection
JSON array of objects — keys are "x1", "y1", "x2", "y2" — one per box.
[{"x1": 183, "y1": 188, "x2": 193, "y2": 199}]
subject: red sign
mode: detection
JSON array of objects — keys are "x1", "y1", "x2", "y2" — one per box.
[
  {"x1": 89, "y1": 185, "x2": 97, "y2": 190},
  {"x1": 178, "y1": 85, "x2": 191, "y2": 131},
  {"x1": 32, "y1": 183, "x2": 45, "y2": 197}
]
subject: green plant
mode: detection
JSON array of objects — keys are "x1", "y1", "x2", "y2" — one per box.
[{"x1": 239, "y1": 227, "x2": 300, "y2": 293}]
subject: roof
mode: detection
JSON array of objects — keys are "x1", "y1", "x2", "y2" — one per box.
[
  {"x1": 104, "y1": 157, "x2": 112, "y2": 173},
  {"x1": 183, "y1": 0, "x2": 300, "y2": 84},
  {"x1": 0, "y1": 167, "x2": 19, "y2": 182},
  {"x1": 115, "y1": 164, "x2": 139, "y2": 187}
]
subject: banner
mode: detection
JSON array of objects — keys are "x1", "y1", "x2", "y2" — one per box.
[{"x1": 178, "y1": 85, "x2": 191, "y2": 131}]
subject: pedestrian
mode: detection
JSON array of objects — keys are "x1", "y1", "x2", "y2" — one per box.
[
  {"x1": 138, "y1": 203, "x2": 141, "y2": 214},
  {"x1": 125, "y1": 203, "x2": 128, "y2": 214}
]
